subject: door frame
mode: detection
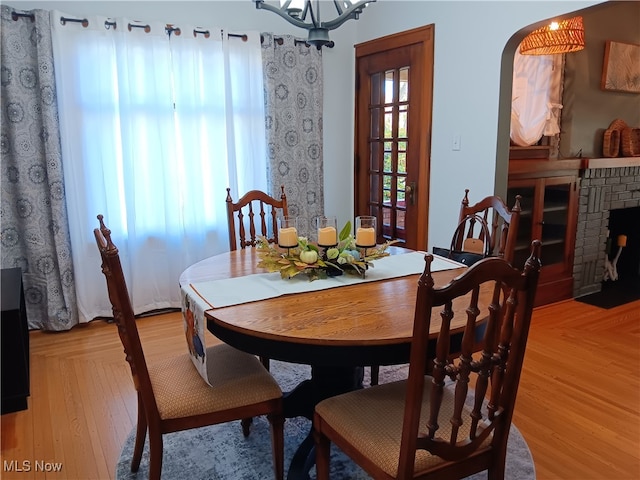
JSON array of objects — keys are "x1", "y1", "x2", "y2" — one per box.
[{"x1": 354, "y1": 25, "x2": 434, "y2": 250}]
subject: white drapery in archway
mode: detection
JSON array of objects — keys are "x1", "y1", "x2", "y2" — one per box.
[{"x1": 511, "y1": 50, "x2": 564, "y2": 146}]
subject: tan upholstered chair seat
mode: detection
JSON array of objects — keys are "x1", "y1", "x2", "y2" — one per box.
[
  {"x1": 315, "y1": 378, "x2": 492, "y2": 478},
  {"x1": 149, "y1": 344, "x2": 282, "y2": 420}
]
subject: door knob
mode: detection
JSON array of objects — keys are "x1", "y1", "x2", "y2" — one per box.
[{"x1": 405, "y1": 182, "x2": 416, "y2": 205}]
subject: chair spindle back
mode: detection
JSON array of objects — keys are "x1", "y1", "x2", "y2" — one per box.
[
  {"x1": 226, "y1": 186, "x2": 287, "y2": 250},
  {"x1": 397, "y1": 241, "x2": 541, "y2": 477}
]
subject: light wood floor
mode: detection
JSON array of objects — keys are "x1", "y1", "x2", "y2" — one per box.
[{"x1": 1, "y1": 299, "x2": 639, "y2": 479}]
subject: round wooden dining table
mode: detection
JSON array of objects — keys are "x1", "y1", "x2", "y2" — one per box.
[
  {"x1": 179, "y1": 247, "x2": 471, "y2": 480},
  {"x1": 180, "y1": 247, "x2": 470, "y2": 365}
]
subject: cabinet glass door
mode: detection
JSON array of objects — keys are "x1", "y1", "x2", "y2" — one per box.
[
  {"x1": 541, "y1": 183, "x2": 570, "y2": 265},
  {"x1": 508, "y1": 177, "x2": 575, "y2": 270}
]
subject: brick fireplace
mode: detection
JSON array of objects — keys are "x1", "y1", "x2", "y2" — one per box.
[{"x1": 573, "y1": 161, "x2": 640, "y2": 297}]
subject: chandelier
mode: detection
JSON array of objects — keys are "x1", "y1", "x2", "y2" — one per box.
[
  {"x1": 520, "y1": 16, "x2": 585, "y2": 55},
  {"x1": 253, "y1": 0, "x2": 376, "y2": 48}
]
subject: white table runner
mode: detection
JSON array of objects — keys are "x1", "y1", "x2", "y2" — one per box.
[
  {"x1": 187, "y1": 251, "x2": 461, "y2": 309},
  {"x1": 181, "y1": 251, "x2": 463, "y2": 385}
]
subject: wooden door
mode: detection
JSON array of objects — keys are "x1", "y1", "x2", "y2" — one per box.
[{"x1": 354, "y1": 26, "x2": 434, "y2": 250}]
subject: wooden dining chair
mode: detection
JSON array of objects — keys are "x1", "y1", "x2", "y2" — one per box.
[
  {"x1": 94, "y1": 215, "x2": 285, "y2": 480},
  {"x1": 314, "y1": 241, "x2": 542, "y2": 480},
  {"x1": 226, "y1": 186, "x2": 287, "y2": 370},
  {"x1": 226, "y1": 186, "x2": 287, "y2": 250},
  {"x1": 455, "y1": 189, "x2": 522, "y2": 264},
  {"x1": 371, "y1": 189, "x2": 523, "y2": 387}
]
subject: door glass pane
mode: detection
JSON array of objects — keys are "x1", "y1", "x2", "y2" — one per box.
[
  {"x1": 383, "y1": 188, "x2": 391, "y2": 204},
  {"x1": 382, "y1": 206, "x2": 391, "y2": 228},
  {"x1": 370, "y1": 142, "x2": 380, "y2": 172},
  {"x1": 384, "y1": 70, "x2": 394, "y2": 104},
  {"x1": 383, "y1": 175, "x2": 392, "y2": 191},
  {"x1": 371, "y1": 72, "x2": 382, "y2": 105},
  {"x1": 384, "y1": 110, "x2": 393, "y2": 138},
  {"x1": 370, "y1": 175, "x2": 379, "y2": 203},
  {"x1": 399, "y1": 67, "x2": 409, "y2": 102},
  {"x1": 396, "y1": 210, "x2": 406, "y2": 230},
  {"x1": 398, "y1": 153, "x2": 407, "y2": 173},
  {"x1": 383, "y1": 152, "x2": 392, "y2": 172},
  {"x1": 399, "y1": 108, "x2": 408, "y2": 138},
  {"x1": 370, "y1": 107, "x2": 381, "y2": 138},
  {"x1": 383, "y1": 141, "x2": 392, "y2": 172}
]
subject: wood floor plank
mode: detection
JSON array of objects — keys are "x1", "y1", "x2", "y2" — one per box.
[
  {"x1": 1, "y1": 303, "x2": 639, "y2": 479},
  {"x1": 515, "y1": 298, "x2": 640, "y2": 480}
]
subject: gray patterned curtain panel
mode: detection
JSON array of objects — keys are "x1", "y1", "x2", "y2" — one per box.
[
  {"x1": 261, "y1": 34, "x2": 324, "y2": 238},
  {"x1": 1, "y1": 6, "x2": 78, "y2": 331}
]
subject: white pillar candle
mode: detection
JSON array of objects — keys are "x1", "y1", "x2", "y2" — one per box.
[
  {"x1": 356, "y1": 227, "x2": 376, "y2": 247},
  {"x1": 318, "y1": 226, "x2": 337, "y2": 246},
  {"x1": 279, "y1": 227, "x2": 298, "y2": 248}
]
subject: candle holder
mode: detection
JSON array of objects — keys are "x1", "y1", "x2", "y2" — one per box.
[
  {"x1": 277, "y1": 216, "x2": 299, "y2": 254},
  {"x1": 316, "y1": 215, "x2": 338, "y2": 248},
  {"x1": 355, "y1": 215, "x2": 377, "y2": 249}
]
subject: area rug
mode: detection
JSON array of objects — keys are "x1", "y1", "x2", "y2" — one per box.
[{"x1": 116, "y1": 361, "x2": 535, "y2": 480}]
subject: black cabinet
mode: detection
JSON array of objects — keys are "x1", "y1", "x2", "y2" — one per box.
[{"x1": 1, "y1": 268, "x2": 30, "y2": 414}]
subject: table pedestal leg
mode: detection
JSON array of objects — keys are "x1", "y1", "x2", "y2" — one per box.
[{"x1": 284, "y1": 365, "x2": 363, "y2": 480}]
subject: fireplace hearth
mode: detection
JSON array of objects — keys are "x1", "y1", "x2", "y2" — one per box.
[
  {"x1": 574, "y1": 164, "x2": 640, "y2": 297},
  {"x1": 606, "y1": 206, "x2": 640, "y2": 281}
]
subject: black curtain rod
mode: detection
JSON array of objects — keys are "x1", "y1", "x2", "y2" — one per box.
[
  {"x1": 13, "y1": 11, "x2": 326, "y2": 47},
  {"x1": 60, "y1": 16, "x2": 89, "y2": 27},
  {"x1": 228, "y1": 33, "x2": 248, "y2": 41},
  {"x1": 11, "y1": 11, "x2": 35, "y2": 22},
  {"x1": 53, "y1": 15, "x2": 251, "y2": 41}
]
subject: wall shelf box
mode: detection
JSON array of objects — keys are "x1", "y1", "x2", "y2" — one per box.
[{"x1": 509, "y1": 145, "x2": 551, "y2": 160}]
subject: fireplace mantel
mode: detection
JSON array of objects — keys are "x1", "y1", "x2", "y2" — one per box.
[{"x1": 582, "y1": 157, "x2": 640, "y2": 169}]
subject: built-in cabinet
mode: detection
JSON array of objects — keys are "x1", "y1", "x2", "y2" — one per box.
[{"x1": 507, "y1": 159, "x2": 580, "y2": 306}]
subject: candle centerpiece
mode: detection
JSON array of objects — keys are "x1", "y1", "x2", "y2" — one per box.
[{"x1": 257, "y1": 220, "x2": 397, "y2": 281}]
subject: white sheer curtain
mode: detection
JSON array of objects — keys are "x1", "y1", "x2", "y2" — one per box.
[
  {"x1": 51, "y1": 13, "x2": 267, "y2": 322},
  {"x1": 510, "y1": 49, "x2": 564, "y2": 146}
]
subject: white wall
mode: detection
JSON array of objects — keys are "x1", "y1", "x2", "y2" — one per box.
[{"x1": 5, "y1": 0, "x2": 603, "y2": 249}]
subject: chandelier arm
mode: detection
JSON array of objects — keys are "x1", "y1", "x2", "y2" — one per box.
[
  {"x1": 253, "y1": 0, "x2": 376, "y2": 47},
  {"x1": 253, "y1": 0, "x2": 312, "y2": 30},
  {"x1": 320, "y1": 0, "x2": 372, "y2": 30},
  {"x1": 308, "y1": 1, "x2": 320, "y2": 29}
]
